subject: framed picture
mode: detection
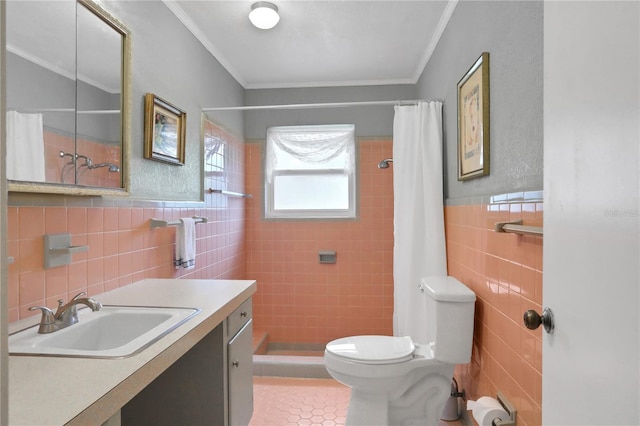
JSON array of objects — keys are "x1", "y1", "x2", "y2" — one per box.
[
  {"x1": 457, "y1": 52, "x2": 490, "y2": 181},
  {"x1": 144, "y1": 93, "x2": 186, "y2": 165}
]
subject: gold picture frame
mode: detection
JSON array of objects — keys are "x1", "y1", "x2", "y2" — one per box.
[
  {"x1": 457, "y1": 52, "x2": 490, "y2": 181},
  {"x1": 144, "y1": 93, "x2": 186, "y2": 165}
]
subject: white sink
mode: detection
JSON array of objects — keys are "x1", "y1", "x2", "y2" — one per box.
[{"x1": 9, "y1": 306, "x2": 200, "y2": 358}]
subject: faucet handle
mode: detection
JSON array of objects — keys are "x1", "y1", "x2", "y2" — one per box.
[
  {"x1": 28, "y1": 306, "x2": 57, "y2": 334},
  {"x1": 29, "y1": 305, "x2": 55, "y2": 322},
  {"x1": 57, "y1": 292, "x2": 87, "y2": 317},
  {"x1": 56, "y1": 292, "x2": 86, "y2": 309}
]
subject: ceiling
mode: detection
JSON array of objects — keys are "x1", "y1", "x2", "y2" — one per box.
[{"x1": 162, "y1": 0, "x2": 458, "y2": 89}]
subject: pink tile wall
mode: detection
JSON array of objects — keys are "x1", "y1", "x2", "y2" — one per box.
[
  {"x1": 245, "y1": 139, "x2": 395, "y2": 344},
  {"x1": 7, "y1": 121, "x2": 246, "y2": 323},
  {"x1": 8, "y1": 121, "x2": 542, "y2": 426},
  {"x1": 44, "y1": 131, "x2": 74, "y2": 183},
  {"x1": 445, "y1": 201, "x2": 543, "y2": 426},
  {"x1": 75, "y1": 138, "x2": 122, "y2": 188},
  {"x1": 44, "y1": 131, "x2": 121, "y2": 187}
]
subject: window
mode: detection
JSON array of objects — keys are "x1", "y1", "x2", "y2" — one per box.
[{"x1": 265, "y1": 124, "x2": 356, "y2": 219}]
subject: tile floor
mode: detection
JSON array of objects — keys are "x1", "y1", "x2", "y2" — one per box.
[
  {"x1": 250, "y1": 334, "x2": 465, "y2": 425},
  {"x1": 249, "y1": 376, "x2": 465, "y2": 426},
  {"x1": 250, "y1": 377, "x2": 349, "y2": 426}
]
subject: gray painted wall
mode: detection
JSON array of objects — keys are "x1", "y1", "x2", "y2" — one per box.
[
  {"x1": 104, "y1": 1, "x2": 245, "y2": 201},
  {"x1": 243, "y1": 85, "x2": 416, "y2": 140},
  {"x1": 6, "y1": 53, "x2": 77, "y2": 136},
  {"x1": 245, "y1": 0, "x2": 543, "y2": 201},
  {"x1": 6, "y1": 0, "x2": 542, "y2": 202},
  {"x1": 76, "y1": 80, "x2": 121, "y2": 145},
  {"x1": 417, "y1": 1, "x2": 543, "y2": 202},
  {"x1": 7, "y1": 53, "x2": 120, "y2": 144}
]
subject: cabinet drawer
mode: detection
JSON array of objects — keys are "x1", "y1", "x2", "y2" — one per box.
[{"x1": 227, "y1": 297, "x2": 252, "y2": 338}]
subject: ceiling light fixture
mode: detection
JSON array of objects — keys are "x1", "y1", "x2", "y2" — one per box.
[{"x1": 249, "y1": 2, "x2": 280, "y2": 30}]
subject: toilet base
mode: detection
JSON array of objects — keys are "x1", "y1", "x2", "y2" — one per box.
[
  {"x1": 342, "y1": 367, "x2": 454, "y2": 426},
  {"x1": 346, "y1": 390, "x2": 388, "y2": 426}
]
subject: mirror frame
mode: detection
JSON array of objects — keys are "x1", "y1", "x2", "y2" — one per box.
[{"x1": 8, "y1": 0, "x2": 131, "y2": 196}]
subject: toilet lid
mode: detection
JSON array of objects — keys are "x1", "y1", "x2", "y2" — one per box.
[{"x1": 326, "y1": 335, "x2": 415, "y2": 364}]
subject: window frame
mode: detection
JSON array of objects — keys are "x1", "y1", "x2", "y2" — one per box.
[{"x1": 264, "y1": 126, "x2": 357, "y2": 220}]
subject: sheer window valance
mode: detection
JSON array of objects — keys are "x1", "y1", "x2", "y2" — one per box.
[{"x1": 265, "y1": 124, "x2": 355, "y2": 182}]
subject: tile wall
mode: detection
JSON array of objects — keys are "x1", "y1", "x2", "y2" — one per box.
[
  {"x1": 245, "y1": 139, "x2": 395, "y2": 344},
  {"x1": 7, "y1": 124, "x2": 542, "y2": 425},
  {"x1": 7, "y1": 120, "x2": 246, "y2": 322},
  {"x1": 44, "y1": 131, "x2": 121, "y2": 188},
  {"x1": 75, "y1": 136, "x2": 122, "y2": 188},
  {"x1": 445, "y1": 196, "x2": 543, "y2": 426}
]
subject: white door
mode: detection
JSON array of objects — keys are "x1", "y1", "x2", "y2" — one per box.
[{"x1": 543, "y1": 2, "x2": 639, "y2": 425}]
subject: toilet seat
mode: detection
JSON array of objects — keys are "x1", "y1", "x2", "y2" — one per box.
[{"x1": 325, "y1": 335, "x2": 415, "y2": 364}]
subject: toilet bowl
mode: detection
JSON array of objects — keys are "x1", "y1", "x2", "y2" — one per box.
[{"x1": 324, "y1": 276, "x2": 476, "y2": 426}]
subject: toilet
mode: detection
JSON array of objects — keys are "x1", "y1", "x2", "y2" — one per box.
[{"x1": 324, "y1": 276, "x2": 476, "y2": 426}]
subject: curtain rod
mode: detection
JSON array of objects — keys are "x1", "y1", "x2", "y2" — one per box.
[
  {"x1": 202, "y1": 99, "x2": 431, "y2": 112},
  {"x1": 9, "y1": 108, "x2": 119, "y2": 115}
]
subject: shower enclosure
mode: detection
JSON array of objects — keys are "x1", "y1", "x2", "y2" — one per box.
[{"x1": 247, "y1": 140, "x2": 395, "y2": 378}]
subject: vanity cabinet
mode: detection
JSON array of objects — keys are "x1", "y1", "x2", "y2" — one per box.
[{"x1": 121, "y1": 297, "x2": 254, "y2": 426}]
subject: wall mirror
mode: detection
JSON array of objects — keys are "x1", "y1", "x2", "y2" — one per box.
[{"x1": 5, "y1": 0, "x2": 130, "y2": 195}]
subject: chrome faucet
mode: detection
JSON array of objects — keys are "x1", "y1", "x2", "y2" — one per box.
[{"x1": 29, "y1": 292, "x2": 102, "y2": 334}]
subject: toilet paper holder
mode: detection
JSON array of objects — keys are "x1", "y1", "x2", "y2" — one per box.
[{"x1": 492, "y1": 392, "x2": 517, "y2": 426}]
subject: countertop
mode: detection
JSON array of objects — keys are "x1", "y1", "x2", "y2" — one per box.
[{"x1": 8, "y1": 278, "x2": 257, "y2": 426}]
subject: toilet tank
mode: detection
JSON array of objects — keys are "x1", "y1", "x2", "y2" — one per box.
[{"x1": 422, "y1": 276, "x2": 476, "y2": 364}]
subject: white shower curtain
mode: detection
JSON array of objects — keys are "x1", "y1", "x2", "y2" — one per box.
[
  {"x1": 392, "y1": 101, "x2": 447, "y2": 341},
  {"x1": 6, "y1": 111, "x2": 46, "y2": 182}
]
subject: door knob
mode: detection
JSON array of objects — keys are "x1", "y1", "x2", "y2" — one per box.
[{"x1": 523, "y1": 307, "x2": 555, "y2": 334}]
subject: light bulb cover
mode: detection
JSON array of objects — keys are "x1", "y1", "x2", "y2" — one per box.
[{"x1": 249, "y1": 2, "x2": 280, "y2": 30}]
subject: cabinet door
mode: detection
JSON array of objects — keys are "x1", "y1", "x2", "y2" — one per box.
[
  {"x1": 228, "y1": 319, "x2": 254, "y2": 426},
  {"x1": 121, "y1": 324, "x2": 225, "y2": 426}
]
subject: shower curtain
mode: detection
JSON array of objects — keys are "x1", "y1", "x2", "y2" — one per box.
[
  {"x1": 6, "y1": 111, "x2": 46, "y2": 182},
  {"x1": 392, "y1": 101, "x2": 447, "y2": 341}
]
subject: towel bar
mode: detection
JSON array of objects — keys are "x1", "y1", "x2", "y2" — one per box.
[
  {"x1": 494, "y1": 220, "x2": 543, "y2": 236},
  {"x1": 150, "y1": 216, "x2": 208, "y2": 228},
  {"x1": 207, "y1": 188, "x2": 253, "y2": 198}
]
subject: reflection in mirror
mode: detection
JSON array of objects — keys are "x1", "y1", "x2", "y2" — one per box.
[
  {"x1": 76, "y1": 1, "x2": 123, "y2": 188},
  {"x1": 6, "y1": 0, "x2": 76, "y2": 184},
  {"x1": 204, "y1": 117, "x2": 229, "y2": 210},
  {"x1": 5, "y1": 0, "x2": 128, "y2": 192}
]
